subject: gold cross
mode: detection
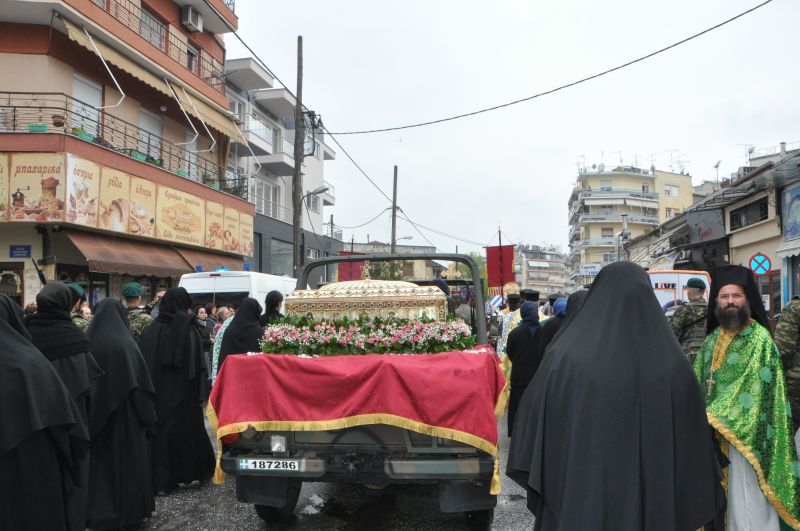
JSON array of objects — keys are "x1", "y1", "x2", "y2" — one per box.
[
  {"x1": 360, "y1": 261, "x2": 371, "y2": 280},
  {"x1": 441, "y1": 263, "x2": 462, "y2": 279},
  {"x1": 706, "y1": 371, "x2": 715, "y2": 398}
]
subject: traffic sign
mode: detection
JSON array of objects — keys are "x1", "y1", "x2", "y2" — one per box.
[{"x1": 749, "y1": 253, "x2": 772, "y2": 276}]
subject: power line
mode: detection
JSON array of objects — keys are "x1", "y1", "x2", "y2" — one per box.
[
  {"x1": 396, "y1": 215, "x2": 437, "y2": 248},
  {"x1": 335, "y1": 207, "x2": 392, "y2": 229},
  {"x1": 397, "y1": 209, "x2": 487, "y2": 247},
  {"x1": 328, "y1": 0, "x2": 774, "y2": 135},
  {"x1": 321, "y1": 128, "x2": 395, "y2": 204}
]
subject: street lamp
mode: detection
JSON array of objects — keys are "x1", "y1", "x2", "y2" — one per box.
[
  {"x1": 615, "y1": 214, "x2": 630, "y2": 262},
  {"x1": 293, "y1": 185, "x2": 331, "y2": 278}
]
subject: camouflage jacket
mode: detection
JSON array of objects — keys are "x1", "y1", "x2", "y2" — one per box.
[
  {"x1": 128, "y1": 307, "x2": 152, "y2": 346},
  {"x1": 72, "y1": 313, "x2": 90, "y2": 332},
  {"x1": 669, "y1": 300, "x2": 708, "y2": 363}
]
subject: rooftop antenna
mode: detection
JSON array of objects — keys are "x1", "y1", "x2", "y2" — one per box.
[
  {"x1": 713, "y1": 160, "x2": 721, "y2": 183},
  {"x1": 614, "y1": 150, "x2": 623, "y2": 165},
  {"x1": 736, "y1": 144, "x2": 754, "y2": 166},
  {"x1": 664, "y1": 150, "x2": 679, "y2": 173}
]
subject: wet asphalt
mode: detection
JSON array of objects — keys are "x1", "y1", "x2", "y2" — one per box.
[{"x1": 142, "y1": 414, "x2": 533, "y2": 530}]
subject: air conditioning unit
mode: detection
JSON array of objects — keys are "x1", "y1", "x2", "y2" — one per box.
[
  {"x1": 181, "y1": 5, "x2": 203, "y2": 33},
  {"x1": 678, "y1": 250, "x2": 692, "y2": 261}
]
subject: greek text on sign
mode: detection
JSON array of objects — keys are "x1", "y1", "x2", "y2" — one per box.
[{"x1": 749, "y1": 253, "x2": 772, "y2": 276}]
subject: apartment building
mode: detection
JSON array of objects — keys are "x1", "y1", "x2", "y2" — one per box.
[
  {"x1": 224, "y1": 58, "x2": 341, "y2": 286},
  {"x1": 0, "y1": 0, "x2": 254, "y2": 305},
  {"x1": 514, "y1": 244, "x2": 567, "y2": 296},
  {"x1": 567, "y1": 165, "x2": 694, "y2": 285}
]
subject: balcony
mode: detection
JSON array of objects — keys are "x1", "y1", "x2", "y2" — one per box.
[
  {"x1": 321, "y1": 180, "x2": 335, "y2": 206},
  {"x1": 578, "y1": 188, "x2": 659, "y2": 201},
  {"x1": 256, "y1": 135, "x2": 295, "y2": 175},
  {"x1": 252, "y1": 197, "x2": 293, "y2": 224},
  {"x1": 96, "y1": 0, "x2": 226, "y2": 93},
  {"x1": 579, "y1": 213, "x2": 659, "y2": 225},
  {"x1": 253, "y1": 88, "x2": 296, "y2": 119},
  {"x1": 171, "y1": 0, "x2": 239, "y2": 33},
  {"x1": 581, "y1": 238, "x2": 616, "y2": 247},
  {"x1": 323, "y1": 222, "x2": 343, "y2": 241},
  {"x1": 0, "y1": 92, "x2": 247, "y2": 200},
  {"x1": 237, "y1": 112, "x2": 274, "y2": 156}
]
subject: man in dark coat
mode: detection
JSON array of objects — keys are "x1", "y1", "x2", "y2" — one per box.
[
  {"x1": 139, "y1": 287, "x2": 214, "y2": 494},
  {"x1": 507, "y1": 262, "x2": 724, "y2": 531},
  {"x1": 506, "y1": 301, "x2": 540, "y2": 437},
  {"x1": 219, "y1": 297, "x2": 264, "y2": 372},
  {"x1": 26, "y1": 282, "x2": 102, "y2": 531},
  {"x1": 86, "y1": 299, "x2": 158, "y2": 529},
  {"x1": 0, "y1": 294, "x2": 82, "y2": 531}
]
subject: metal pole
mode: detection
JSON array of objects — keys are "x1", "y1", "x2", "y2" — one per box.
[
  {"x1": 292, "y1": 36, "x2": 305, "y2": 278},
  {"x1": 390, "y1": 165, "x2": 398, "y2": 253}
]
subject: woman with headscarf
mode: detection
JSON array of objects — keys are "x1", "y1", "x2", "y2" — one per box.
[
  {"x1": 139, "y1": 287, "x2": 214, "y2": 495},
  {"x1": 530, "y1": 294, "x2": 582, "y2": 369},
  {"x1": 218, "y1": 297, "x2": 264, "y2": 374},
  {"x1": 507, "y1": 262, "x2": 724, "y2": 531},
  {"x1": 26, "y1": 282, "x2": 102, "y2": 531},
  {"x1": 0, "y1": 294, "x2": 82, "y2": 531},
  {"x1": 259, "y1": 290, "x2": 284, "y2": 327},
  {"x1": 194, "y1": 305, "x2": 213, "y2": 385},
  {"x1": 505, "y1": 301, "x2": 541, "y2": 436},
  {"x1": 85, "y1": 299, "x2": 157, "y2": 529}
]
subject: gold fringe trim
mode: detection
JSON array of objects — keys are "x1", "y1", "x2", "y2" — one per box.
[
  {"x1": 707, "y1": 412, "x2": 800, "y2": 530},
  {"x1": 206, "y1": 404, "x2": 502, "y2": 493},
  {"x1": 495, "y1": 371, "x2": 510, "y2": 420}
]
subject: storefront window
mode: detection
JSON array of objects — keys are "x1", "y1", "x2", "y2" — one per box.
[{"x1": 270, "y1": 239, "x2": 293, "y2": 277}]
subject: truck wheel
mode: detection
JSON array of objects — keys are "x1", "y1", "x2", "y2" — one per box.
[
  {"x1": 465, "y1": 508, "x2": 494, "y2": 530},
  {"x1": 254, "y1": 479, "x2": 302, "y2": 522}
]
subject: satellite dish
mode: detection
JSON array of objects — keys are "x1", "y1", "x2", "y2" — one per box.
[
  {"x1": 598, "y1": 163, "x2": 605, "y2": 172},
  {"x1": 591, "y1": 164, "x2": 596, "y2": 170}
]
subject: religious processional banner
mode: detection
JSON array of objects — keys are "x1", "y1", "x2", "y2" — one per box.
[
  {"x1": 207, "y1": 345, "x2": 508, "y2": 493},
  {"x1": 485, "y1": 245, "x2": 515, "y2": 288}
]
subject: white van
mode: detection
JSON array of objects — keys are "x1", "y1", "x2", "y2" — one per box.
[{"x1": 178, "y1": 271, "x2": 297, "y2": 312}]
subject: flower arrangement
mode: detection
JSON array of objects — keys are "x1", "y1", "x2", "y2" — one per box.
[{"x1": 262, "y1": 316, "x2": 475, "y2": 356}]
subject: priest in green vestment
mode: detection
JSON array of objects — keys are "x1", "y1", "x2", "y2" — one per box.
[{"x1": 694, "y1": 265, "x2": 800, "y2": 530}]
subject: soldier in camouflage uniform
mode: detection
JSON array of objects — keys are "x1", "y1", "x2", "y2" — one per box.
[
  {"x1": 669, "y1": 277, "x2": 708, "y2": 364},
  {"x1": 774, "y1": 296, "x2": 800, "y2": 431},
  {"x1": 123, "y1": 282, "x2": 152, "y2": 346},
  {"x1": 68, "y1": 282, "x2": 90, "y2": 332}
]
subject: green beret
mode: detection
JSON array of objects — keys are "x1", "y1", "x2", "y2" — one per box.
[
  {"x1": 67, "y1": 282, "x2": 85, "y2": 298},
  {"x1": 686, "y1": 277, "x2": 706, "y2": 289},
  {"x1": 122, "y1": 282, "x2": 144, "y2": 298}
]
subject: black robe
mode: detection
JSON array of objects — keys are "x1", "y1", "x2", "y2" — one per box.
[
  {"x1": 0, "y1": 294, "x2": 82, "y2": 531},
  {"x1": 139, "y1": 287, "x2": 214, "y2": 492},
  {"x1": 26, "y1": 282, "x2": 102, "y2": 531},
  {"x1": 506, "y1": 302, "x2": 540, "y2": 436},
  {"x1": 507, "y1": 262, "x2": 724, "y2": 531},
  {"x1": 86, "y1": 299, "x2": 158, "y2": 529},
  {"x1": 219, "y1": 297, "x2": 264, "y2": 371}
]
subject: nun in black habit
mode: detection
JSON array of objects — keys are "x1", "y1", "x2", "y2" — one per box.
[
  {"x1": 506, "y1": 262, "x2": 724, "y2": 531},
  {"x1": 139, "y1": 287, "x2": 214, "y2": 494},
  {"x1": 86, "y1": 298, "x2": 157, "y2": 529},
  {"x1": 506, "y1": 301, "x2": 541, "y2": 436},
  {"x1": 218, "y1": 297, "x2": 264, "y2": 373},
  {"x1": 26, "y1": 282, "x2": 102, "y2": 531},
  {"x1": 0, "y1": 294, "x2": 82, "y2": 531}
]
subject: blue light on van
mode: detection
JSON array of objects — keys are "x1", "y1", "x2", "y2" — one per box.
[
  {"x1": 215, "y1": 267, "x2": 230, "y2": 272},
  {"x1": 195, "y1": 265, "x2": 203, "y2": 272},
  {"x1": 243, "y1": 263, "x2": 251, "y2": 271}
]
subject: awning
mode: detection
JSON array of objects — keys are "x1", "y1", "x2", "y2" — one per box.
[
  {"x1": 625, "y1": 198, "x2": 657, "y2": 208},
  {"x1": 66, "y1": 230, "x2": 191, "y2": 277},
  {"x1": 584, "y1": 198, "x2": 625, "y2": 206},
  {"x1": 60, "y1": 17, "x2": 241, "y2": 140},
  {"x1": 175, "y1": 247, "x2": 244, "y2": 272},
  {"x1": 776, "y1": 239, "x2": 800, "y2": 259}
]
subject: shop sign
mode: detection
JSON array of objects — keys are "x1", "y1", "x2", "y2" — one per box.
[
  {"x1": 98, "y1": 167, "x2": 130, "y2": 234},
  {"x1": 782, "y1": 183, "x2": 800, "y2": 241},
  {"x1": 129, "y1": 177, "x2": 157, "y2": 238},
  {"x1": 66, "y1": 154, "x2": 99, "y2": 227},
  {"x1": 9, "y1": 153, "x2": 66, "y2": 222},
  {"x1": 580, "y1": 263, "x2": 603, "y2": 276},
  {"x1": 156, "y1": 185, "x2": 205, "y2": 246},
  {"x1": 205, "y1": 201, "x2": 224, "y2": 250},
  {"x1": 0, "y1": 154, "x2": 8, "y2": 221},
  {"x1": 9, "y1": 245, "x2": 31, "y2": 258},
  {"x1": 239, "y1": 213, "x2": 254, "y2": 257},
  {"x1": 223, "y1": 207, "x2": 240, "y2": 253}
]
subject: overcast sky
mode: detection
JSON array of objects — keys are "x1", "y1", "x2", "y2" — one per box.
[{"x1": 226, "y1": 0, "x2": 799, "y2": 254}]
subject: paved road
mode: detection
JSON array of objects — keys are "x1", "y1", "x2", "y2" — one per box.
[{"x1": 143, "y1": 415, "x2": 533, "y2": 530}]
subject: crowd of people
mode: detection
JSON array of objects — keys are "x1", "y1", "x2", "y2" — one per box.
[
  {"x1": 502, "y1": 262, "x2": 800, "y2": 530},
  {"x1": 1, "y1": 281, "x2": 287, "y2": 530}
]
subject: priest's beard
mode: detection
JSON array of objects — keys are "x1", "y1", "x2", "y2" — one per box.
[{"x1": 715, "y1": 303, "x2": 751, "y2": 332}]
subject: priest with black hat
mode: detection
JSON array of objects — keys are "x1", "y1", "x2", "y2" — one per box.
[{"x1": 694, "y1": 265, "x2": 800, "y2": 528}]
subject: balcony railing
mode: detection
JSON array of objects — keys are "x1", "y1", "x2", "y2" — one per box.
[
  {"x1": 323, "y1": 180, "x2": 335, "y2": 198},
  {"x1": 581, "y1": 238, "x2": 616, "y2": 246},
  {"x1": 579, "y1": 189, "x2": 659, "y2": 200},
  {"x1": 222, "y1": 0, "x2": 236, "y2": 12},
  {"x1": 579, "y1": 213, "x2": 659, "y2": 224},
  {"x1": 323, "y1": 222, "x2": 343, "y2": 241},
  {"x1": 97, "y1": 0, "x2": 225, "y2": 94},
  {"x1": 251, "y1": 194, "x2": 292, "y2": 223},
  {"x1": 0, "y1": 92, "x2": 247, "y2": 200},
  {"x1": 243, "y1": 112, "x2": 274, "y2": 145}
]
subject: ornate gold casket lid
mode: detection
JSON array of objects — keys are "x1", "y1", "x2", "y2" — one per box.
[{"x1": 285, "y1": 278, "x2": 447, "y2": 321}]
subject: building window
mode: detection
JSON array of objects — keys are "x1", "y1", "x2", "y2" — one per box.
[
  {"x1": 600, "y1": 180, "x2": 612, "y2": 191},
  {"x1": 305, "y1": 194, "x2": 320, "y2": 213},
  {"x1": 664, "y1": 184, "x2": 679, "y2": 197},
  {"x1": 601, "y1": 227, "x2": 614, "y2": 238},
  {"x1": 270, "y1": 239, "x2": 293, "y2": 276},
  {"x1": 603, "y1": 252, "x2": 613, "y2": 262},
  {"x1": 642, "y1": 184, "x2": 650, "y2": 194},
  {"x1": 306, "y1": 248, "x2": 320, "y2": 260},
  {"x1": 665, "y1": 207, "x2": 674, "y2": 219},
  {"x1": 186, "y1": 43, "x2": 200, "y2": 74},
  {"x1": 730, "y1": 197, "x2": 769, "y2": 231},
  {"x1": 139, "y1": 9, "x2": 166, "y2": 51},
  {"x1": 91, "y1": 0, "x2": 106, "y2": 8},
  {"x1": 138, "y1": 108, "x2": 162, "y2": 159},
  {"x1": 255, "y1": 180, "x2": 280, "y2": 220}
]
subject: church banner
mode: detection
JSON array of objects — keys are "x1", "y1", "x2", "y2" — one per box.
[
  {"x1": 66, "y1": 154, "x2": 99, "y2": 228},
  {"x1": 129, "y1": 177, "x2": 157, "y2": 238},
  {"x1": 205, "y1": 201, "x2": 224, "y2": 251},
  {"x1": 9, "y1": 153, "x2": 66, "y2": 222},
  {"x1": 0, "y1": 154, "x2": 8, "y2": 221},
  {"x1": 156, "y1": 185, "x2": 205, "y2": 246},
  {"x1": 485, "y1": 245, "x2": 515, "y2": 288}
]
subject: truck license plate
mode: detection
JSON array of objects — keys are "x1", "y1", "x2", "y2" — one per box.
[{"x1": 239, "y1": 458, "x2": 301, "y2": 471}]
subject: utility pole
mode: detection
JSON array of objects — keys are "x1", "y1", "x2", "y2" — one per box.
[
  {"x1": 292, "y1": 35, "x2": 305, "y2": 279},
  {"x1": 390, "y1": 165, "x2": 398, "y2": 253}
]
